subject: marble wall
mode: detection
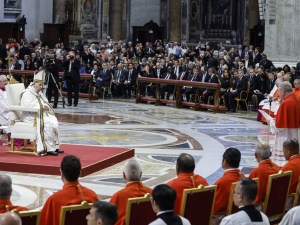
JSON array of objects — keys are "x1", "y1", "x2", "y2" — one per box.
[
  {"x1": 23, "y1": 0, "x2": 52, "y2": 41},
  {"x1": 264, "y1": 0, "x2": 300, "y2": 63},
  {"x1": 130, "y1": 0, "x2": 161, "y2": 37}
]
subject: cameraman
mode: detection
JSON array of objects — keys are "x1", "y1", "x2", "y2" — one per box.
[
  {"x1": 62, "y1": 52, "x2": 81, "y2": 107},
  {"x1": 45, "y1": 51, "x2": 60, "y2": 108}
]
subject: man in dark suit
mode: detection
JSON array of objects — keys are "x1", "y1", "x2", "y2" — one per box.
[
  {"x1": 259, "y1": 54, "x2": 274, "y2": 70},
  {"x1": 266, "y1": 72, "x2": 276, "y2": 94},
  {"x1": 207, "y1": 51, "x2": 218, "y2": 69},
  {"x1": 224, "y1": 69, "x2": 248, "y2": 112},
  {"x1": 124, "y1": 63, "x2": 138, "y2": 98},
  {"x1": 182, "y1": 67, "x2": 201, "y2": 102},
  {"x1": 81, "y1": 45, "x2": 94, "y2": 67},
  {"x1": 160, "y1": 66, "x2": 176, "y2": 99},
  {"x1": 113, "y1": 63, "x2": 127, "y2": 97},
  {"x1": 153, "y1": 62, "x2": 165, "y2": 79},
  {"x1": 62, "y1": 52, "x2": 81, "y2": 106},
  {"x1": 199, "y1": 66, "x2": 210, "y2": 83},
  {"x1": 247, "y1": 68, "x2": 260, "y2": 99},
  {"x1": 95, "y1": 62, "x2": 112, "y2": 95},
  {"x1": 253, "y1": 47, "x2": 262, "y2": 67},
  {"x1": 203, "y1": 68, "x2": 220, "y2": 104},
  {"x1": 243, "y1": 54, "x2": 253, "y2": 69},
  {"x1": 178, "y1": 65, "x2": 189, "y2": 80},
  {"x1": 173, "y1": 60, "x2": 182, "y2": 79}
]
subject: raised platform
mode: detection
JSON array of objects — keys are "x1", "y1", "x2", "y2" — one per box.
[{"x1": 0, "y1": 143, "x2": 134, "y2": 177}]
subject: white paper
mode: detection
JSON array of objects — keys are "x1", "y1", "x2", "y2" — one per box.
[{"x1": 258, "y1": 110, "x2": 273, "y2": 122}]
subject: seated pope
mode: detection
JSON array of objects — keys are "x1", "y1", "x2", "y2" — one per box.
[{"x1": 20, "y1": 70, "x2": 63, "y2": 156}]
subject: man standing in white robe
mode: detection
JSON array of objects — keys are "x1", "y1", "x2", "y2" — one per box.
[
  {"x1": 0, "y1": 75, "x2": 11, "y2": 143},
  {"x1": 20, "y1": 71, "x2": 63, "y2": 156}
]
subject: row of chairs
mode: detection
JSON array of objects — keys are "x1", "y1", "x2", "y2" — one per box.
[
  {"x1": 125, "y1": 170, "x2": 296, "y2": 225},
  {"x1": 6, "y1": 170, "x2": 297, "y2": 225}
]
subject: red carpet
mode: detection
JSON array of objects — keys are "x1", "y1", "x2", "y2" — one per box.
[{"x1": 0, "y1": 143, "x2": 134, "y2": 177}]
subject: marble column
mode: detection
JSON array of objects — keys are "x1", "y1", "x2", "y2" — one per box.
[
  {"x1": 53, "y1": 0, "x2": 65, "y2": 23},
  {"x1": 109, "y1": 0, "x2": 123, "y2": 41},
  {"x1": 264, "y1": 0, "x2": 300, "y2": 63},
  {"x1": 169, "y1": 0, "x2": 181, "y2": 41}
]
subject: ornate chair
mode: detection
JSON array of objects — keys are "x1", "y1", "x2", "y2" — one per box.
[
  {"x1": 261, "y1": 170, "x2": 292, "y2": 224},
  {"x1": 14, "y1": 210, "x2": 41, "y2": 225},
  {"x1": 101, "y1": 74, "x2": 113, "y2": 99},
  {"x1": 59, "y1": 201, "x2": 92, "y2": 225},
  {"x1": 125, "y1": 193, "x2": 156, "y2": 225},
  {"x1": 6, "y1": 83, "x2": 38, "y2": 155},
  {"x1": 180, "y1": 185, "x2": 217, "y2": 225},
  {"x1": 234, "y1": 82, "x2": 250, "y2": 111}
]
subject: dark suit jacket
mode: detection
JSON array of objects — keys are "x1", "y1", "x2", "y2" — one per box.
[
  {"x1": 199, "y1": 72, "x2": 210, "y2": 83},
  {"x1": 253, "y1": 53, "x2": 262, "y2": 67},
  {"x1": 266, "y1": 79, "x2": 276, "y2": 94},
  {"x1": 127, "y1": 69, "x2": 139, "y2": 84},
  {"x1": 234, "y1": 76, "x2": 248, "y2": 93},
  {"x1": 162, "y1": 72, "x2": 176, "y2": 80},
  {"x1": 178, "y1": 71, "x2": 189, "y2": 80},
  {"x1": 114, "y1": 70, "x2": 127, "y2": 83},
  {"x1": 98, "y1": 69, "x2": 112, "y2": 87},
  {"x1": 81, "y1": 51, "x2": 94, "y2": 66},
  {"x1": 207, "y1": 57, "x2": 218, "y2": 69},
  {"x1": 259, "y1": 59, "x2": 274, "y2": 70},
  {"x1": 62, "y1": 59, "x2": 81, "y2": 82},
  {"x1": 248, "y1": 75, "x2": 260, "y2": 92},
  {"x1": 154, "y1": 68, "x2": 165, "y2": 79}
]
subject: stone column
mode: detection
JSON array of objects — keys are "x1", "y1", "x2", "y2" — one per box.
[
  {"x1": 264, "y1": 0, "x2": 300, "y2": 63},
  {"x1": 109, "y1": 0, "x2": 123, "y2": 41},
  {"x1": 53, "y1": 0, "x2": 65, "y2": 23},
  {"x1": 169, "y1": 0, "x2": 181, "y2": 41}
]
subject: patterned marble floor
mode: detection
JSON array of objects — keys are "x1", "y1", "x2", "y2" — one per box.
[{"x1": 1, "y1": 98, "x2": 275, "y2": 210}]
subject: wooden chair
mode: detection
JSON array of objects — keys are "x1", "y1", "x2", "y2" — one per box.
[
  {"x1": 14, "y1": 210, "x2": 41, "y2": 225},
  {"x1": 180, "y1": 185, "x2": 217, "y2": 225},
  {"x1": 125, "y1": 193, "x2": 156, "y2": 225},
  {"x1": 59, "y1": 201, "x2": 93, "y2": 225},
  {"x1": 101, "y1": 74, "x2": 113, "y2": 99},
  {"x1": 234, "y1": 82, "x2": 250, "y2": 111},
  {"x1": 261, "y1": 170, "x2": 292, "y2": 224},
  {"x1": 6, "y1": 83, "x2": 39, "y2": 155},
  {"x1": 227, "y1": 178, "x2": 259, "y2": 215}
]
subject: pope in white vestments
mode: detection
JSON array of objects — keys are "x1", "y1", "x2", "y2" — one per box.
[{"x1": 20, "y1": 71, "x2": 63, "y2": 156}]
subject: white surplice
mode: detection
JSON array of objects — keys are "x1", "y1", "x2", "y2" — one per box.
[
  {"x1": 20, "y1": 85, "x2": 60, "y2": 155},
  {"x1": 0, "y1": 88, "x2": 11, "y2": 133}
]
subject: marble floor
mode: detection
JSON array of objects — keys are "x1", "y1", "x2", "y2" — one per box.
[{"x1": 2, "y1": 98, "x2": 275, "y2": 210}]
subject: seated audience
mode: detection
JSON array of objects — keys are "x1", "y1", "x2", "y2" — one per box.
[
  {"x1": 40, "y1": 155, "x2": 99, "y2": 225},
  {"x1": 249, "y1": 142, "x2": 280, "y2": 203},
  {"x1": 149, "y1": 184, "x2": 191, "y2": 225},
  {"x1": 0, "y1": 174, "x2": 28, "y2": 213},
  {"x1": 220, "y1": 178, "x2": 269, "y2": 225},
  {"x1": 167, "y1": 153, "x2": 208, "y2": 214},
  {"x1": 0, "y1": 212, "x2": 22, "y2": 225},
  {"x1": 110, "y1": 159, "x2": 152, "y2": 225},
  {"x1": 213, "y1": 148, "x2": 244, "y2": 214},
  {"x1": 86, "y1": 201, "x2": 118, "y2": 225}
]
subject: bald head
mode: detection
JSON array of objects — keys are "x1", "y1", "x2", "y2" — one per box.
[
  {"x1": 176, "y1": 153, "x2": 195, "y2": 173},
  {"x1": 0, "y1": 212, "x2": 22, "y2": 225},
  {"x1": 0, "y1": 174, "x2": 12, "y2": 199},
  {"x1": 123, "y1": 159, "x2": 142, "y2": 181}
]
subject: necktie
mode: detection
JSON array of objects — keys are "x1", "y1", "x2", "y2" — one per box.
[
  {"x1": 180, "y1": 72, "x2": 185, "y2": 80},
  {"x1": 117, "y1": 71, "x2": 121, "y2": 81},
  {"x1": 157, "y1": 70, "x2": 160, "y2": 78},
  {"x1": 69, "y1": 62, "x2": 72, "y2": 72},
  {"x1": 165, "y1": 74, "x2": 170, "y2": 79},
  {"x1": 128, "y1": 70, "x2": 132, "y2": 81},
  {"x1": 202, "y1": 74, "x2": 205, "y2": 82},
  {"x1": 191, "y1": 75, "x2": 195, "y2": 81}
]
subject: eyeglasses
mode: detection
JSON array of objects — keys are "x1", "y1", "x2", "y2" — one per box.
[{"x1": 232, "y1": 189, "x2": 241, "y2": 195}]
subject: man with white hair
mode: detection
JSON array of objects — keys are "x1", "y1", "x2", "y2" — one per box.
[
  {"x1": 267, "y1": 81, "x2": 300, "y2": 166},
  {"x1": 20, "y1": 71, "x2": 63, "y2": 156},
  {"x1": 110, "y1": 159, "x2": 152, "y2": 225},
  {"x1": 0, "y1": 212, "x2": 22, "y2": 225},
  {"x1": 249, "y1": 142, "x2": 280, "y2": 203}
]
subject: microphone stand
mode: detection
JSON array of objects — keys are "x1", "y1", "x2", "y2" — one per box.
[{"x1": 267, "y1": 97, "x2": 272, "y2": 144}]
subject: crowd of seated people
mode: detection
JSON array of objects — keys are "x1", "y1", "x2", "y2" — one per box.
[
  {"x1": 2, "y1": 37, "x2": 300, "y2": 109},
  {"x1": 0, "y1": 139, "x2": 299, "y2": 224}
]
